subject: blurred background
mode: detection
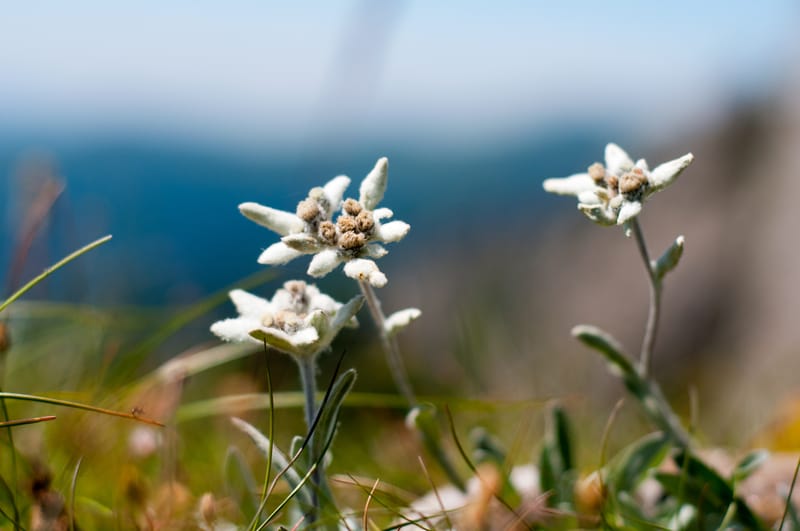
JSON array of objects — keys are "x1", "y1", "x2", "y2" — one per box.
[{"x1": 2, "y1": 0, "x2": 800, "y2": 463}]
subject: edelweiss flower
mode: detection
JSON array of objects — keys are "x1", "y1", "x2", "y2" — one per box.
[
  {"x1": 239, "y1": 157, "x2": 410, "y2": 287},
  {"x1": 210, "y1": 280, "x2": 363, "y2": 359},
  {"x1": 543, "y1": 143, "x2": 693, "y2": 228}
]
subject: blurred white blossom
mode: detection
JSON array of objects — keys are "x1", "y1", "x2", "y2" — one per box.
[
  {"x1": 239, "y1": 157, "x2": 409, "y2": 287},
  {"x1": 211, "y1": 280, "x2": 362, "y2": 359},
  {"x1": 384, "y1": 308, "x2": 421, "y2": 337},
  {"x1": 543, "y1": 143, "x2": 693, "y2": 228}
]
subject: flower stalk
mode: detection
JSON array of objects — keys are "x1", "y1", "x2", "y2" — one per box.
[
  {"x1": 296, "y1": 355, "x2": 323, "y2": 525},
  {"x1": 358, "y1": 279, "x2": 417, "y2": 407},
  {"x1": 630, "y1": 219, "x2": 661, "y2": 378}
]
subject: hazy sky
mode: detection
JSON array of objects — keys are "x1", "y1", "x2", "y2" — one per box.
[{"x1": 1, "y1": 1, "x2": 797, "y2": 152}]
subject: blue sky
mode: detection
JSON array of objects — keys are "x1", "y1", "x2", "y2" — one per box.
[{"x1": 1, "y1": 1, "x2": 797, "y2": 153}]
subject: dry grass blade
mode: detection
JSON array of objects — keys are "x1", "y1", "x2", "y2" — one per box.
[
  {"x1": 363, "y1": 477, "x2": 381, "y2": 530},
  {"x1": 444, "y1": 405, "x2": 527, "y2": 527},
  {"x1": 0, "y1": 392, "x2": 163, "y2": 426},
  {"x1": 5, "y1": 176, "x2": 64, "y2": 296},
  {"x1": 417, "y1": 455, "x2": 453, "y2": 530},
  {"x1": 252, "y1": 350, "x2": 348, "y2": 530},
  {"x1": 336, "y1": 474, "x2": 434, "y2": 531},
  {"x1": 0, "y1": 415, "x2": 56, "y2": 428}
]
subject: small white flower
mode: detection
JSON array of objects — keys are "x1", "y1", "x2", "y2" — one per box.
[
  {"x1": 543, "y1": 143, "x2": 693, "y2": 229},
  {"x1": 210, "y1": 280, "x2": 363, "y2": 360},
  {"x1": 240, "y1": 157, "x2": 410, "y2": 287}
]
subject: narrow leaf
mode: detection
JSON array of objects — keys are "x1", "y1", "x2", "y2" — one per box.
[
  {"x1": 311, "y1": 369, "x2": 356, "y2": 464},
  {"x1": 605, "y1": 431, "x2": 671, "y2": 494},
  {"x1": 732, "y1": 449, "x2": 769, "y2": 484},
  {"x1": 653, "y1": 235, "x2": 685, "y2": 280},
  {"x1": 231, "y1": 417, "x2": 310, "y2": 509}
]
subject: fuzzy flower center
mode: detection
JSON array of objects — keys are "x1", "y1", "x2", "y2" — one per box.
[
  {"x1": 588, "y1": 162, "x2": 649, "y2": 203},
  {"x1": 307, "y1": 197, "x2": 376, "y2": 255},
  {"x1": 295, "y1": 187, "x2": 332, "y2": 230},
  {"x1": 259, "y1": 281, "x2": 314, "y2": 333},
  {"x1": 295, "y1": 193, "x2": 377, "y2": 255}
]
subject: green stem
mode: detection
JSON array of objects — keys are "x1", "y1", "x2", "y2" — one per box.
[
  {"x1": 0, "y1": 395, "x2": 20, "y2": 530},
  {"x1": 0, "y1": 235, "x2": 113, "y2": 315},
  {"x1": 297, "y1": 356, "x2": 321, "y2": 525},
  {"x1": 631, "y1": 220, "x2": 661, "y2": 378},
  {"x1": 357, "y1": 279, "x2": 417, "y2": 406},
  {"x1": 358, "y1": 280, "x2": 466, "y2": 491}
]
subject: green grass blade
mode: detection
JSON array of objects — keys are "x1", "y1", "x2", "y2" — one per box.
[{"x1": 0, "y1": 235, "x2": 112, "y2": 315}]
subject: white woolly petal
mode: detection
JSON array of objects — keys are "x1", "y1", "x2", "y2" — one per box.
[
  {"x1": 269, "y1": 289, "x2": 294, "y2": 311},
  {"x1": 359, "y1": 157, "x2": 388, "y2": 211},
  {"x1": 649, "y1": 153, "x2": 694, "y2": 191},
  {"x1": 605, "y1": 143, "x2": 634, "y2": 174},
  {"x1": 577, "y1": 189, "x2": 603, "y2": 205},
  {"x1": 308, "y1": 292, "x2": 340, "y2": 314},
  {"x1": 301, "y1": 282, "x2": 321, "y2": 300},
  {"x1": 343, "y1": 259, "x2": 388, "y2": 287},
  {"x1": 369, "y1": 271, "x2": 388, "y2": 287},
  {"x1": 229, "y1": 289, "x2": 271, "y2": 318},
  {"x1": 238, "y1": 203, "x2": 304, "y2": 236},
  {"x1": 375, "y1": 220, "x2": 410, "y2": 243},
  {"x1": 258, "y1": 242, "x2": 304, "y2": 265},
  {"x1": 365, "y1": 243, "x2": 388, "y2": 258},
  {"x1": 617, "y1": 200, "x2": 643, "y2": 225},
  {"x1": 372, "y1": 207, "x2": 394, "y2": 221},
  {"x1": 308, "y1": 249, "x2": 343, "y2": 277},
  {"x1": 384, "y1": 308, "x2": 421, "y2": 337},
  {"x1": 322, "y1": 175, "x2": 351, "y2": 216},
  {"x1": 281, "y1": 233, "x2": 322, "y2": 253},
  {"x1": 256, "y1": 327, "x2": 318, "y2": 356},
  {"x1": 542, "y1": 173, "x2": 595, "y2": 196},
  {"x1": 210, "y1": 317, "x2": 262, "y2": 344},
  {"x1": 635, "y1": 158, "x2": 649, "y2": 171},
  {"x1": 286, "y1": 326, "x2": 320, "y2": 347},
  {"x1": 578, "y1": 203, "x2": 617, "y2": 225}
]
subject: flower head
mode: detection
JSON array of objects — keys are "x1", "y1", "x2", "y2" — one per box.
[
  {"x1": 543, "y1": 143, "x2": 693, "y2": 229},
  {"x1": 239, "y1": 157, "x2": 410, "y2": 287},
  {"x1": 210, "y1": 280, "x2": 363, "y2": 359}
]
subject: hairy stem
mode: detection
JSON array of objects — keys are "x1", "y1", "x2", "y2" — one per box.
[
  {"x1": 631, "y1": 219, "x2": 661, "y2": 378},
  {"x1": 297, "y1": 356, "x2": 321, "y2": 524},
  {"x1": 358, "y1": 279, "x2": 417, "y2": 406}
]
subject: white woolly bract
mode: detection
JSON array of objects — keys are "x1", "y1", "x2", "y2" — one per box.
[
  {"x1": 384, "y1": 308, "x2": 421, "y2": 336},
  {"x1": 238, "y1": 203, "x2": 304, "y2": 236},
  {"x1": 258, "y1": 242, "x2": 304, "y2": 265},
  {"x1": 308, "y1": 249, "x2": 343, "y2": 278},
  {"x1": 359, "y1": 157, "x2": 388, "y2": 211},
  {"x1": 376, "y1": 220, "x2": 410, "y2": 243},
  {"x1": 344, "y1": 258, "x2": 387, "y2": 287}
]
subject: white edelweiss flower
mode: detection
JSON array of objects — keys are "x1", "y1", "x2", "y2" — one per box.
[
  {"x1": 210, "y1": 280, "x2": 363, "y2": 360},
  {"x1": 543, "y1": 143, "x2": 694, "y2": 229},
  {"x1": 240, "y1": 157, "x2": 410, "y2": 287}
]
